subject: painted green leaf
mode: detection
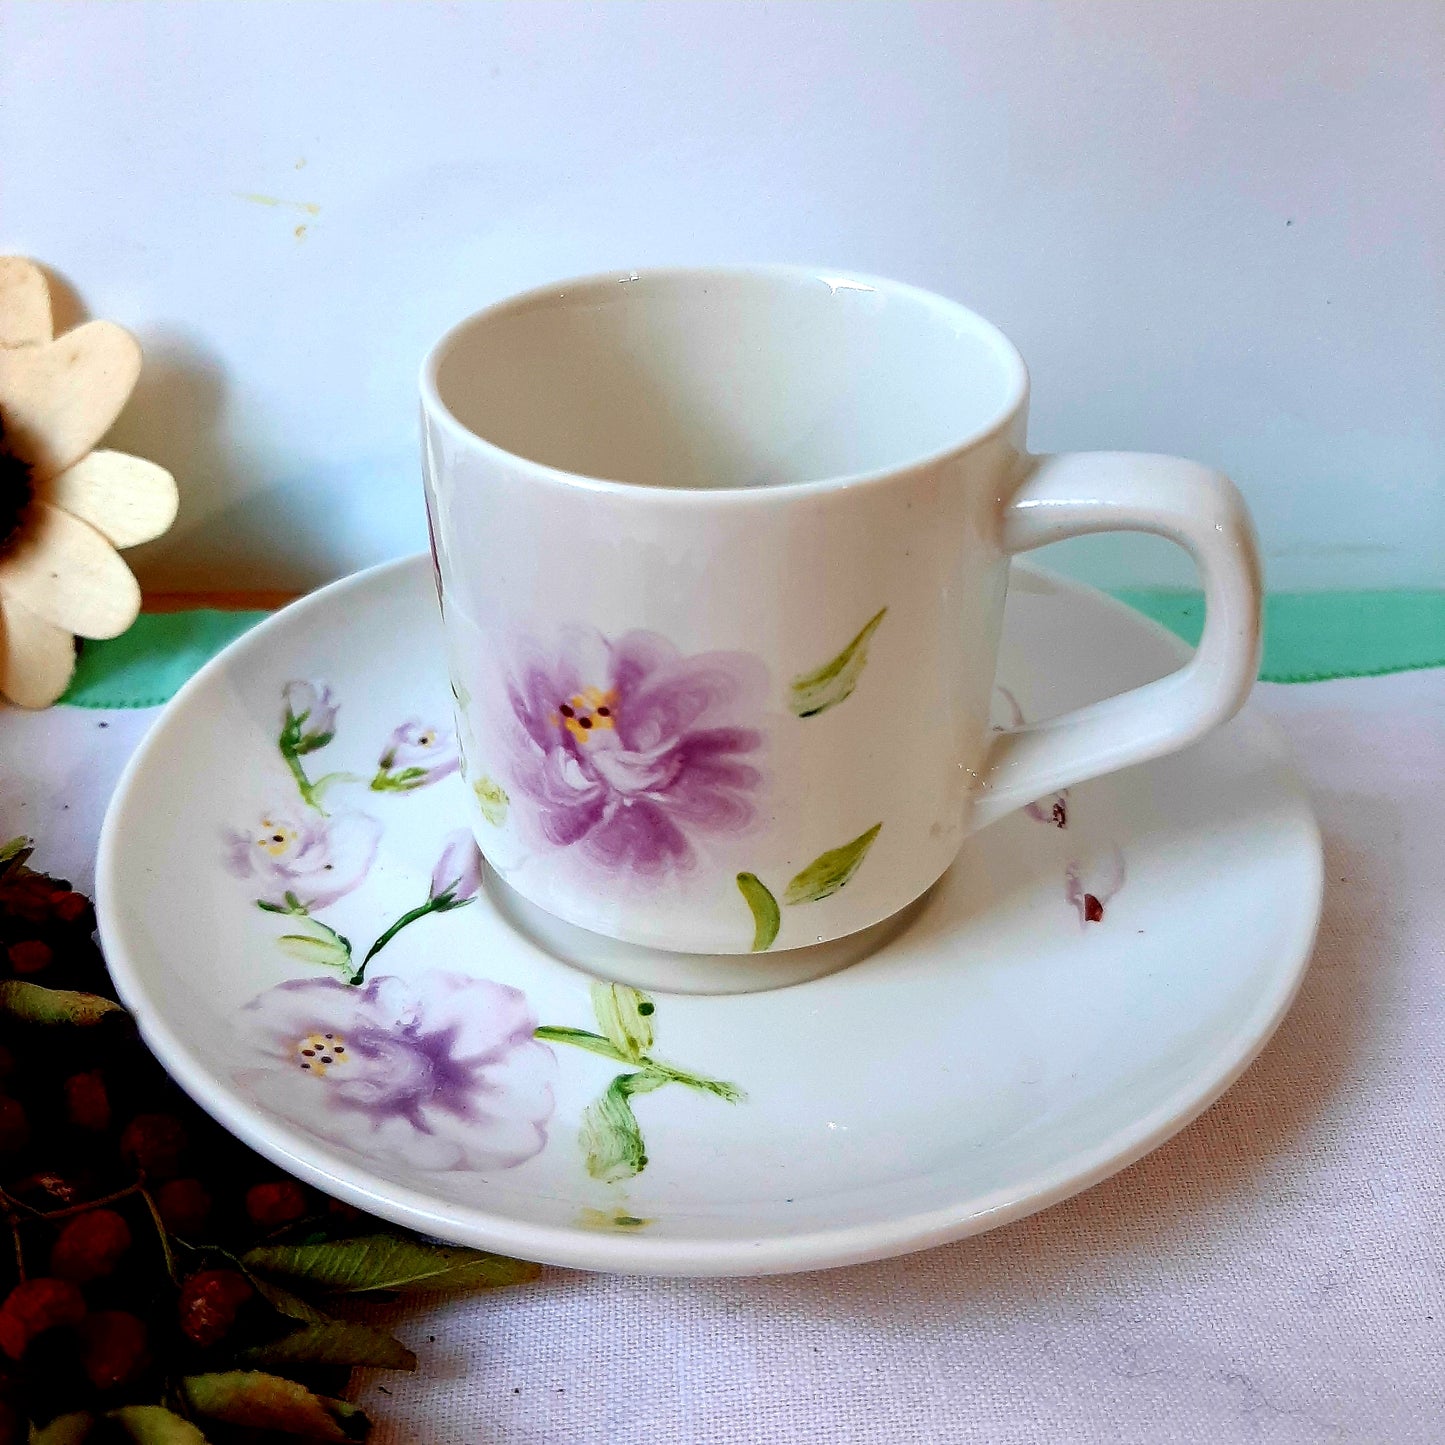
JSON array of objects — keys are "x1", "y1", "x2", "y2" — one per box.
[
  {"x1": 784, "y1": 823, "x2": 883, "y2": 905},
  {"x1": 736, "y1": 872, "x2": 781, "y2": 951},
  {"x1": 276, "y1": 921, "x2": 354, "y2": 978},
  {"x1": 241, "y1": 1321, "x2": 417, "y2": 1371},
  {"x1": 243, "y1": 1235, "x2": 540, "y2": 1293},
  {"x1": 31, "y1": 1415, "x2": 95, "y2": 1445},
  {"x1": 580, "y1": 1071, "x2": 668, "y2": 1183},
  {"x1": 181, "y1": 1372, "x2": 362, "y2": 1442},
  {"x1": 0, "y1": 981, "x2": 123, "y2": 1026},
  {"x1": 473, "y1": 775, "x2": 509, "y2": 825},
  {"x1": 109, "y1": 1406, "x2": 209, "y2": 1444},
  {"x1": 789, "y1": 606, "x2": 887, "y2": 717},
  {"x1": 591, "y1": 983, "x2": 655, "y2": 1062},
  {"x1": 534, "y1": 1025, "x2": 633, "y2": 1064}
]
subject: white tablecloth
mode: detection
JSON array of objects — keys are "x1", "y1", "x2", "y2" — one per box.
[{"x1": 5, "y1": 671, "x2": 1442, "y2": 1444}]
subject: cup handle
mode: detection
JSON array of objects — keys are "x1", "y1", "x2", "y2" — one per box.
[{"x1": 972, "y1": 451, "x2": 1263, "y2": 829}]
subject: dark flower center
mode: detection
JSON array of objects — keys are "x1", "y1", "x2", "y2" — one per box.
[{"x1": 0, "y1": 416, "x2": 34, "y2": 556}]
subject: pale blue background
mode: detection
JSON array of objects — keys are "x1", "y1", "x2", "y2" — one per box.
[{"x1": 1, "y1": 0, "x2": 1440, "y2": 592}]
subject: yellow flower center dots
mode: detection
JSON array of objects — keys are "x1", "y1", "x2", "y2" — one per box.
[
  {"x1": 296, "y1": 1031, "x2": 348, "y2": 1076},
  {"x1": 256, "y1": 820, "x2": 298, "y2": 857},
  {"x1": 554, "y1": 687, "x2": 618, "y2": 744}
]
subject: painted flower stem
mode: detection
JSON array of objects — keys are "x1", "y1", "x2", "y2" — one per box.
[
  {"x1": 281, "y1": 744, "x2": 326, "y2": 813},
  {"x1": 356, "y1": 901, "x2": 441, "y2": 978},
  {"x1": 534, "y1": 1026, "x2": 742, "y2": 1101},
  {"x1": 353, "y1": 889, "x2": 472, "y2": 983}
]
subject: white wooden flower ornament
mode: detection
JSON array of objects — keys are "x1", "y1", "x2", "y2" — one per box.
[{"x1": 0, "y1": 258, "x2": 177, "y2": 707}]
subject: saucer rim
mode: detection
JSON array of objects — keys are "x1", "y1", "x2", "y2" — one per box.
[{"x1": 97, "y1": 556, "x2": 1324, "y2": 1276}]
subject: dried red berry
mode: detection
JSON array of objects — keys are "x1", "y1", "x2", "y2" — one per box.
[
  {"x1": 119, "y1": 1112, "x2": 187, "y2": 1179},
  {"x1": 12, "y1": 1172, "x2": 83, "y2": 1207},
  {"x1": 245, "y1": 1179, "x2": 308, "y2": 1229},
  {"x1": 0, "y1": 1312, "x2": 27, "y2": 1362},
  {"x1": 6, "y1": 939, "x2": 52, "y2": 974},
  {"x1": 50, "y1": 890, "x2": 91, "y2": 924},
  {"x1": 63, "y1": 1069, "x2": 111, "y2": 1132},
  {"x1": 156, "y1": 1177, "x2": 212, "y2": 1236},
  {"x1": 0, "y1": 1097, "x2": 30, "y2": 1154},
  {"x1": 0, "y1": 878, "x2": 53, "y2": 924},
  {"x1": 50, "y1": 1209, "x2": 133, "y2": 1282},
  {"x1": 2, "y1": 1278, "x2": 86, "y2": 1337},
  {"x1": 178, "y1": 1269, "x2": 253, "y2": 1347},
  {"x1": 78, "y1": 1309, "x2": 150, "y2": 1389}
]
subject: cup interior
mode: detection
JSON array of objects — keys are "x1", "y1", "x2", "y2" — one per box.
[{"x1": 427, "y1": 268, "x2": 1025, "y2": 491}]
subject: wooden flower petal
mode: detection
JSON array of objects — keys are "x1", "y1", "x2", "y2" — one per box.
[
  {"x1": 0, "y1": 258, "x2": 52, "y2": 347},
  {"x1": 40, "y1": 449, "x2": 179, "y2": 549},
  {"x1": 0, "y1": 320, "x2": 141, "y2": 480},
  {"x1": 0, "y1": 501, "x2": 140, "y2": 639},
  {"x1": 0, "y1": 593, "x2": 76, "y2": 708}
]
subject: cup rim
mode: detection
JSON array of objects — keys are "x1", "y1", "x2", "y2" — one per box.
[{"x1": 419, "y1": 263, "x2": 1031, "y2": 503}]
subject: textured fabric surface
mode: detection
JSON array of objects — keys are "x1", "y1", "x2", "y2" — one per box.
[
  {"x1": 53, "y1": 590, "x2": 1445, "y2": 709},
  {"x1": 3, "y1": 671, "x2": 1441, "y2": 1444}
]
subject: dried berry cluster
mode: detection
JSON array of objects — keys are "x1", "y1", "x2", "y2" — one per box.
[{"x1": 0, "y1": 841, "x2": 537, "y2": 1443}]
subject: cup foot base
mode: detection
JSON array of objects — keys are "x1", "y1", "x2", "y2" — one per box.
[{"x1": 485, "y1": 868, "x2": 926, "y2": 995}]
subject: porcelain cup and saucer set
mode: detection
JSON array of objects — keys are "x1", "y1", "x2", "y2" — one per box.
[{"x1": 99, "y1": 268, "x2": 1321, "y2": 1275}]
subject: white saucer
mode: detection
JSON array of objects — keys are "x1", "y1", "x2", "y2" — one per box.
[{"x1": 97, "y1": 557, "x2": 1321, "y2": 1276}]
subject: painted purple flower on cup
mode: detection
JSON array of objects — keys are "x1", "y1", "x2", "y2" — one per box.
[
  {"x1": 234, "y1": 972, "x2": 556, "y2": 1173},
  {"x1": 1066, "y1": 844, "x2": 1126, "y2": 925},
  {"x1": 371, "y1": 719, "x2": 460, "y2": 792},
  {"x1": 501, "y1": 629, "x2": 767, "y2": 882},
  {"x1": 223, "y1": 803, "x2": 382, "y2": 911}
]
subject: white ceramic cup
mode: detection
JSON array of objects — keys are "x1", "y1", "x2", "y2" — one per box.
[{"x1": 420, "y1": 266, "x2": 1261, "y2": 961}]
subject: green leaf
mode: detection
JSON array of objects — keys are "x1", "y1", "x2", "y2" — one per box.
[
  {"x1": 651, "y1": 1065, "x2": 745, "y2": 1103},
  {"x1": 789, "y1": 606, "x2": 887, "y2": 717},
  {"x1": 784, "y1": 823, "x2": 883, "y2": 905},
  {"x1": 181, "y1": 1372, "x2": 363, "y2": 1442},
  {"x1": 533, "y1": 1025, "x2": 632, "y2": 1064},
  {"x1": 309, "y1": 771, "x2": 359, "y2": 804},
  {"x1": 580, "y1": 1075, "x2": 650, "y2": 1183},
  {"x1": 0, "y1": 981, "x2": 123, "y2": 1026},
  {"x1": 290, "y1": 730, "x2": 335, "y2": 757},
  {"x1": 736, "y1": 872, "x2": 780, "y2": 951},
  {"x1": 275, "y1": 920, "x2": 354, "y2": 977},
  {"x1": 578, "y1": 1071, "x2": 670, "y2": 1184},
  {"x1": 243, "y1": 1236, "x2": 540, "y2": 1293},
  {"x1": 472, "y1": 775, "x2": 509, "y2": 825},
  {"x1": 369, "y1": 766, "x2": 429, "y2": 793},
  {"x1": 109, "y1": 1406, "x2": 210, "y2": 1444},
  {"x1": 590, "y1": 983, "x2": 655, "y2": 1062},
  {"x1": 249, "y1": 1276, "x2": 332, "y2": 1325},
  {"x1": 0, "y1": 835, "x2": 32, "y2": 867},
  {"x1": 30, "y1": 1415, "x2": 95, "y2": 1445},
  {"x1": 241, "y1": 1322, "x2": 417, "y2": 1372}
]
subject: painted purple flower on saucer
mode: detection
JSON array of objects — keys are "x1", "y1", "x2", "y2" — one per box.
[
  {"x1": 500, "y1": 629, "x2": 767, "y2": 882},
  {"x1": 223, "y1": 803, "x2": 382, "y2": 911},
  {"x1": 233, "y1": 972, "x2": 556, "y2": 1173},
  {"x1": 371, "y1": 718, "x2": 461, "y2": 792}
]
